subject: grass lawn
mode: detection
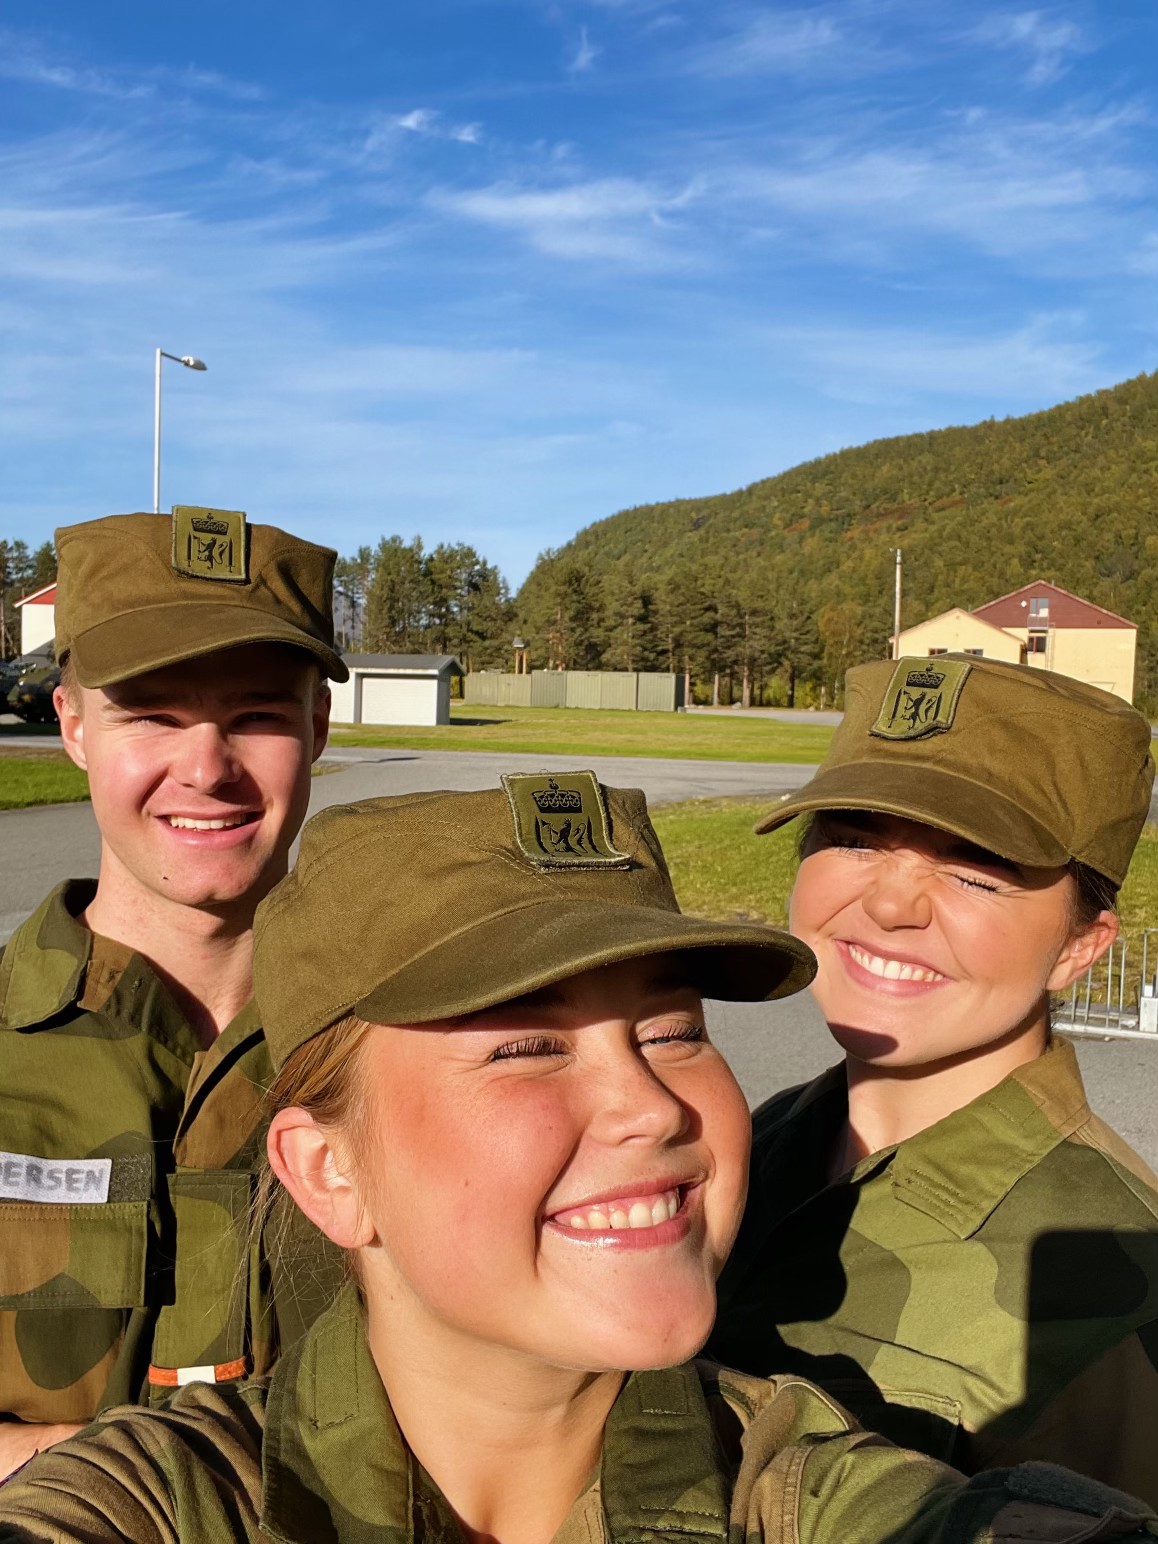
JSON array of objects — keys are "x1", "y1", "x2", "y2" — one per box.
[
  {"x1": 653, "y1": 796, "x2": 1158, "y2": 955},
  {"x1": 0, "y1": 750, "x2": 90, "y2": 810},
  {"x1": 331, "y1": 704, "x2": 833, "y2": 764}
]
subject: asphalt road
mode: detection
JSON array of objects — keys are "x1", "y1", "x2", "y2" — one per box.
[{"x1": 2, "y1": 743, "x2": 1155, "y2": 1167}]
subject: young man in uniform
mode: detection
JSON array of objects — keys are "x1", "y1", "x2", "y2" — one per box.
[{"x1": 0, "y1": 508, "x2": 348, "y2": 1476}]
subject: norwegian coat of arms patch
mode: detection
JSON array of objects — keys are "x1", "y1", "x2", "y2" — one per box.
[
  {"x1": 870, "y1": 658, "x2": 972, "y2": 740},
  {"x1": 502, "y1": 771, "x2": 630, "y2": 867}
]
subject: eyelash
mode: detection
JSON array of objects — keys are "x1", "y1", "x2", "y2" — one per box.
[
  {"x1": 489, "y1": 1022, "x2": 705, "y2": 1062},
  {"x1": 826, "y1": 836, "x2": 1004, "y2": 894}
]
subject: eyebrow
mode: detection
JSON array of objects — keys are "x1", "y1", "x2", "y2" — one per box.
[{"x1": 824, "y1": 811, "x2": 1020, "y2": 874}]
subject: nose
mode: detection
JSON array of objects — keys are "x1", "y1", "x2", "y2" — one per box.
[
  {"x1": 587, "y1": 1043, "x2": 692, "y2": 1149},
  {"x1": 170, "y1": 722, "x2": 241, "y2": 794},
  {"x1": 860, "y1": 853, "x2": 934, "y2": 931}
]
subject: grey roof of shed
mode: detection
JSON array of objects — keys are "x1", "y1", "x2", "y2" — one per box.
[{"x1": 341, "y1": 653, "x2": 464, "y2": 676}]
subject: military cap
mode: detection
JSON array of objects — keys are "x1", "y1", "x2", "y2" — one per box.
[
  {"x1": 254, "y1": 773, "x2": 816, "y2": 1069},
  {"x1": 54, "y1": 508, "x2": 348, "y2": 687},
  {"x1": 756, "y1": 654, "x2": 1154, "y2": 887}
]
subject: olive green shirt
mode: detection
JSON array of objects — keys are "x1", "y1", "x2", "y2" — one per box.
[
  {"x1": 711, "y1": 1040, "x2": 1158, "y2": 1501},
  {"x1": 0, "y1": 1284, "x2": 1154, "y2": 1544},
  {"x1": 0, "y1": 883, "x2": 342, "y2": 1425}
]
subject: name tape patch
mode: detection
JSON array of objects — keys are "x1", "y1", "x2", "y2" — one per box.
[
  {"x1": 0, "y1": 1149, "x2": 112, "y2": 1205},
  {"x1": 871, "y1": 658, "x2": 972, "y2": 741},
  {"x1": 172, "y1": 506, "x2": 249, "y2": 583},
  {"x1": 502, "y1": 771, "x2": 630, "y2": 868}
]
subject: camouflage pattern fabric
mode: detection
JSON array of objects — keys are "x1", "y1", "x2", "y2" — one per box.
[
  {"x1": 0, "y1": 1284, "x2": 1153, "y2": 1544},
  {"x1": 0, "y1": 883, "x2": 343, "y2": 1425},
  {"x1": 711, "y1": 1039, "x2": 1158, "y2": 1502}
]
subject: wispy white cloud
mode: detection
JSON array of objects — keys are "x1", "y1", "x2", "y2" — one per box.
[
  {"x1": 0, "y1": 28, "x2": 265, "y2": 104},
  {"x1": 973, "y1": 10, "x2": 1087, "y2": 87},
  {"x1": 686, "y1": 9, "x2": 851, "y2": 78},
  {"x1": 570, "y1": 26, "x2": 600, "y2": 73},
  {"x1": 431, "y1": 176, "x2": 700, "y2": 262}
]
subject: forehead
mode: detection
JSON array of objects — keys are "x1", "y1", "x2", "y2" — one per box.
[{"x1": 92, "y1": 644, "x2": 316, "y2": 710}]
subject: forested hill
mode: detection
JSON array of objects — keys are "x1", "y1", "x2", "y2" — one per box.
[{"x1": 514, "y1": 372, "x2": 1158, "y2": 708}]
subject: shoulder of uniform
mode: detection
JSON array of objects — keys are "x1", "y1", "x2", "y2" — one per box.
[
  {"x1": 0, "y1": 882, "x2": 94, "y2": 1031},
  {"x1": 1060, "y1": 1111, "x2": 1158, "y2": 1218}
]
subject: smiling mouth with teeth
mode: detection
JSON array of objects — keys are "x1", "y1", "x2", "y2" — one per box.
[
  {"x1": 846, "y1": 943, "x2": 946, "y2": 983},
  {"x1": 166, "y1": 814, "x2": 256, "y2": 831},
  {"x1": 550, "y1": 1187, "x2": 685, "y2": 1234}
]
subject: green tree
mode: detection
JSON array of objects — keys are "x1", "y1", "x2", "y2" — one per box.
[
  {"x1": 364, "y1": 536, "x2": 429, "y2": 653},
  {"x1": 334, "y1": 545, "x2": 373, "y2": 651}
]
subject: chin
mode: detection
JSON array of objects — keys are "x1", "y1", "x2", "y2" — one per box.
[{"x1": 578, "y1": 1301, "x2": 716, "y2": 1372}]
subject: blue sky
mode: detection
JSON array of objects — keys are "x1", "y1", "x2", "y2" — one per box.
[{"x1": 2, "y1": 1, "x2": 1155, "y2": 586}]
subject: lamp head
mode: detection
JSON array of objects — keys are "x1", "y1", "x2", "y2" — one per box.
[{"x1": 180, "y1": 357, "x2": 207, "y2": 371}]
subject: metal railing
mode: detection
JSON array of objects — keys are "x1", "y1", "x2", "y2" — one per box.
[{"x1": 1053, "y1": 930, "x2": 1158, "y2": 1040}]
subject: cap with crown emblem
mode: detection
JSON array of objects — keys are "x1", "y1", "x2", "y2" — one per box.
[
  {"x1": 254, "y1": 773, "x2": 817, "y2": 1070},
  {"x1": 54, "y1": 509, "x2": 348, "y2": 686},
  {"x1": 755, "y1": 654, "x2": 1154, "y2": 887}
]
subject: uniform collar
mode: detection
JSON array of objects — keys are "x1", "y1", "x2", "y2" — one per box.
[
  {"x1": 0, "y1": 880, "x2": 242, "y2": 1068},
  {"x1": 889, "y1": 1038, "x2": 1090, "y2": 1238},
  {"x1": 748, "y1": 1040, "x2": 1090, "y2": 1242},
  {"x1": 260, "y1": 1285, "x2": 731, "y2": 1544},
  {"x1": 0, "y1": 881, "x2": 95, "y2": 1028}
]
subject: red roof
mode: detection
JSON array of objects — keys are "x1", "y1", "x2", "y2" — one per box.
[
  {"x1": 14, "y1": 582, "x2": 56, "y2": 607},
  {"x1": 972, "y1": 580, "x2": 1135, "y2": 632}
]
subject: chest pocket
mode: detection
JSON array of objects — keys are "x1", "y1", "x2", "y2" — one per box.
[
  {"x1": 824, "y1": 1379, "x2": 963, "y2": 1466},
  {"x1": 148, "y1": 1168, "x2": 253, "y2": 1399},
  {"x1": 0, "y1": 1184, "x2": 151, "y2": 1422}
]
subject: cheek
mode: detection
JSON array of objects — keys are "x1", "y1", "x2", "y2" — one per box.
[
  {"x1": 788, "y1": 856, "x2": 844, "y2": 941},
  {"x1": 677, "y1": 1059, "x2": 751, "y2": 1254},
  {"x1": 367, "y1": 1077, "x2": 576, "y2": 1253}
]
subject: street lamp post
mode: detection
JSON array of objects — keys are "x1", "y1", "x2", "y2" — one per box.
[{"x1": 153, "y1": 349, "x2": 207, "y2": 513}]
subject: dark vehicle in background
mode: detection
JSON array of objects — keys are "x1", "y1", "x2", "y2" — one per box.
[{"x1": 3, "y1": 643, "x2": 60, "y2": 724}]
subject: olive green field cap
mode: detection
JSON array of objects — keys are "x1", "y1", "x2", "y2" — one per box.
[
  {"x1": 254, "y1": 772, "x2": 816, "y2": 1070},
  {"x1": 756, "y1": 655, "x2": 1154, "y2": 887},
  {"x1": 54, "y1": 509, "x2": 348, "y2": 687}
]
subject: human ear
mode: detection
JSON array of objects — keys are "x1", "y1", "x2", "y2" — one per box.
[
  {"x1": 267, "y1": 1106, "x2": 373, "y2": 1249},
  {"x1": 1046, "y1": 909, "x2": 1119, "y2": 994},
  {"x1": 54, "y1": 686, "x2": 88, "y2": 771},
  {"x1": 310, "y1": 682, "x2": 331, "y2": 763}
]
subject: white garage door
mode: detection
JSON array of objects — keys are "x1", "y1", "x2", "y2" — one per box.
[{"x1": 359, "y1": 675, "x2": 438, "y2": 726}]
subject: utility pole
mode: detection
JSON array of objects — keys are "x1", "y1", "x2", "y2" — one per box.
[{"x1": 892, "y1": 548, "x2": 903, "y2": 660}]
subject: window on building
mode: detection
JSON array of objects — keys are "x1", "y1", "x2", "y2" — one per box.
[
  {"x1": 1027, "y1": 634, "x2": 1047, "y2": 654},
  {"x1": 1028, "y1": 596, "x2": 1050, "y2": 621},
  {"x1": 963, "y1": 648, "x2": 984, "y2": 656},
  {"x1": 927, "y1": 647, "x2": 948, "y2": 656}
]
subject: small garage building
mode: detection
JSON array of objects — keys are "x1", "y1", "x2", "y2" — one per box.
[{"x1": 329, "y1": 654, "x2": 463, "y2": 727}]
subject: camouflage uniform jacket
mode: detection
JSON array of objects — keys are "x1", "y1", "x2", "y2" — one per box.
[
  {"x1": 0, "y1": 1282, "x2": 1154, "y2": 1544},
  {"x1": 711, "y1": 1039, "x2": 1158, "y2": 1501},
  {"x1": 0, "y1": 882, "x2": 341, "y2": 1425}
]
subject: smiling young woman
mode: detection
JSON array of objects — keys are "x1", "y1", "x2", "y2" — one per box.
[
  {"x1": 1, "y1": 776, "x2": 1151, "y2": 1544},
  {"x1": 712, "y1": 655, "x2": 1158, "y2": 1502}
]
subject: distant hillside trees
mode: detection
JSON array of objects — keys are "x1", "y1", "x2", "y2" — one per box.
[{"x1": 513, "y1": 372, "x2": 1158, "y2": 710}]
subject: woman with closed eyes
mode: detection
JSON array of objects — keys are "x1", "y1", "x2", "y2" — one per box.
[{"x1": 712, "y1": 655, "x2": 1158, "y2": 1502}]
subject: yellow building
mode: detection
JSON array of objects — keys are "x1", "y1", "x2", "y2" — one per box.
[{"x1": 897, "y1": 581, "x2": 1137, "y2": 702}]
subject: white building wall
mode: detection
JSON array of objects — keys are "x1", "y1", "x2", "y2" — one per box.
[
  {"x1": 328, "y1": 676, "x2": 356, "y2": 724},
  {"x1": 359, "y1": 675, "x2": 440, "y2": 726},
  {"x1": 20, "y1": 602, "x2": 56, "y2": 655}
]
